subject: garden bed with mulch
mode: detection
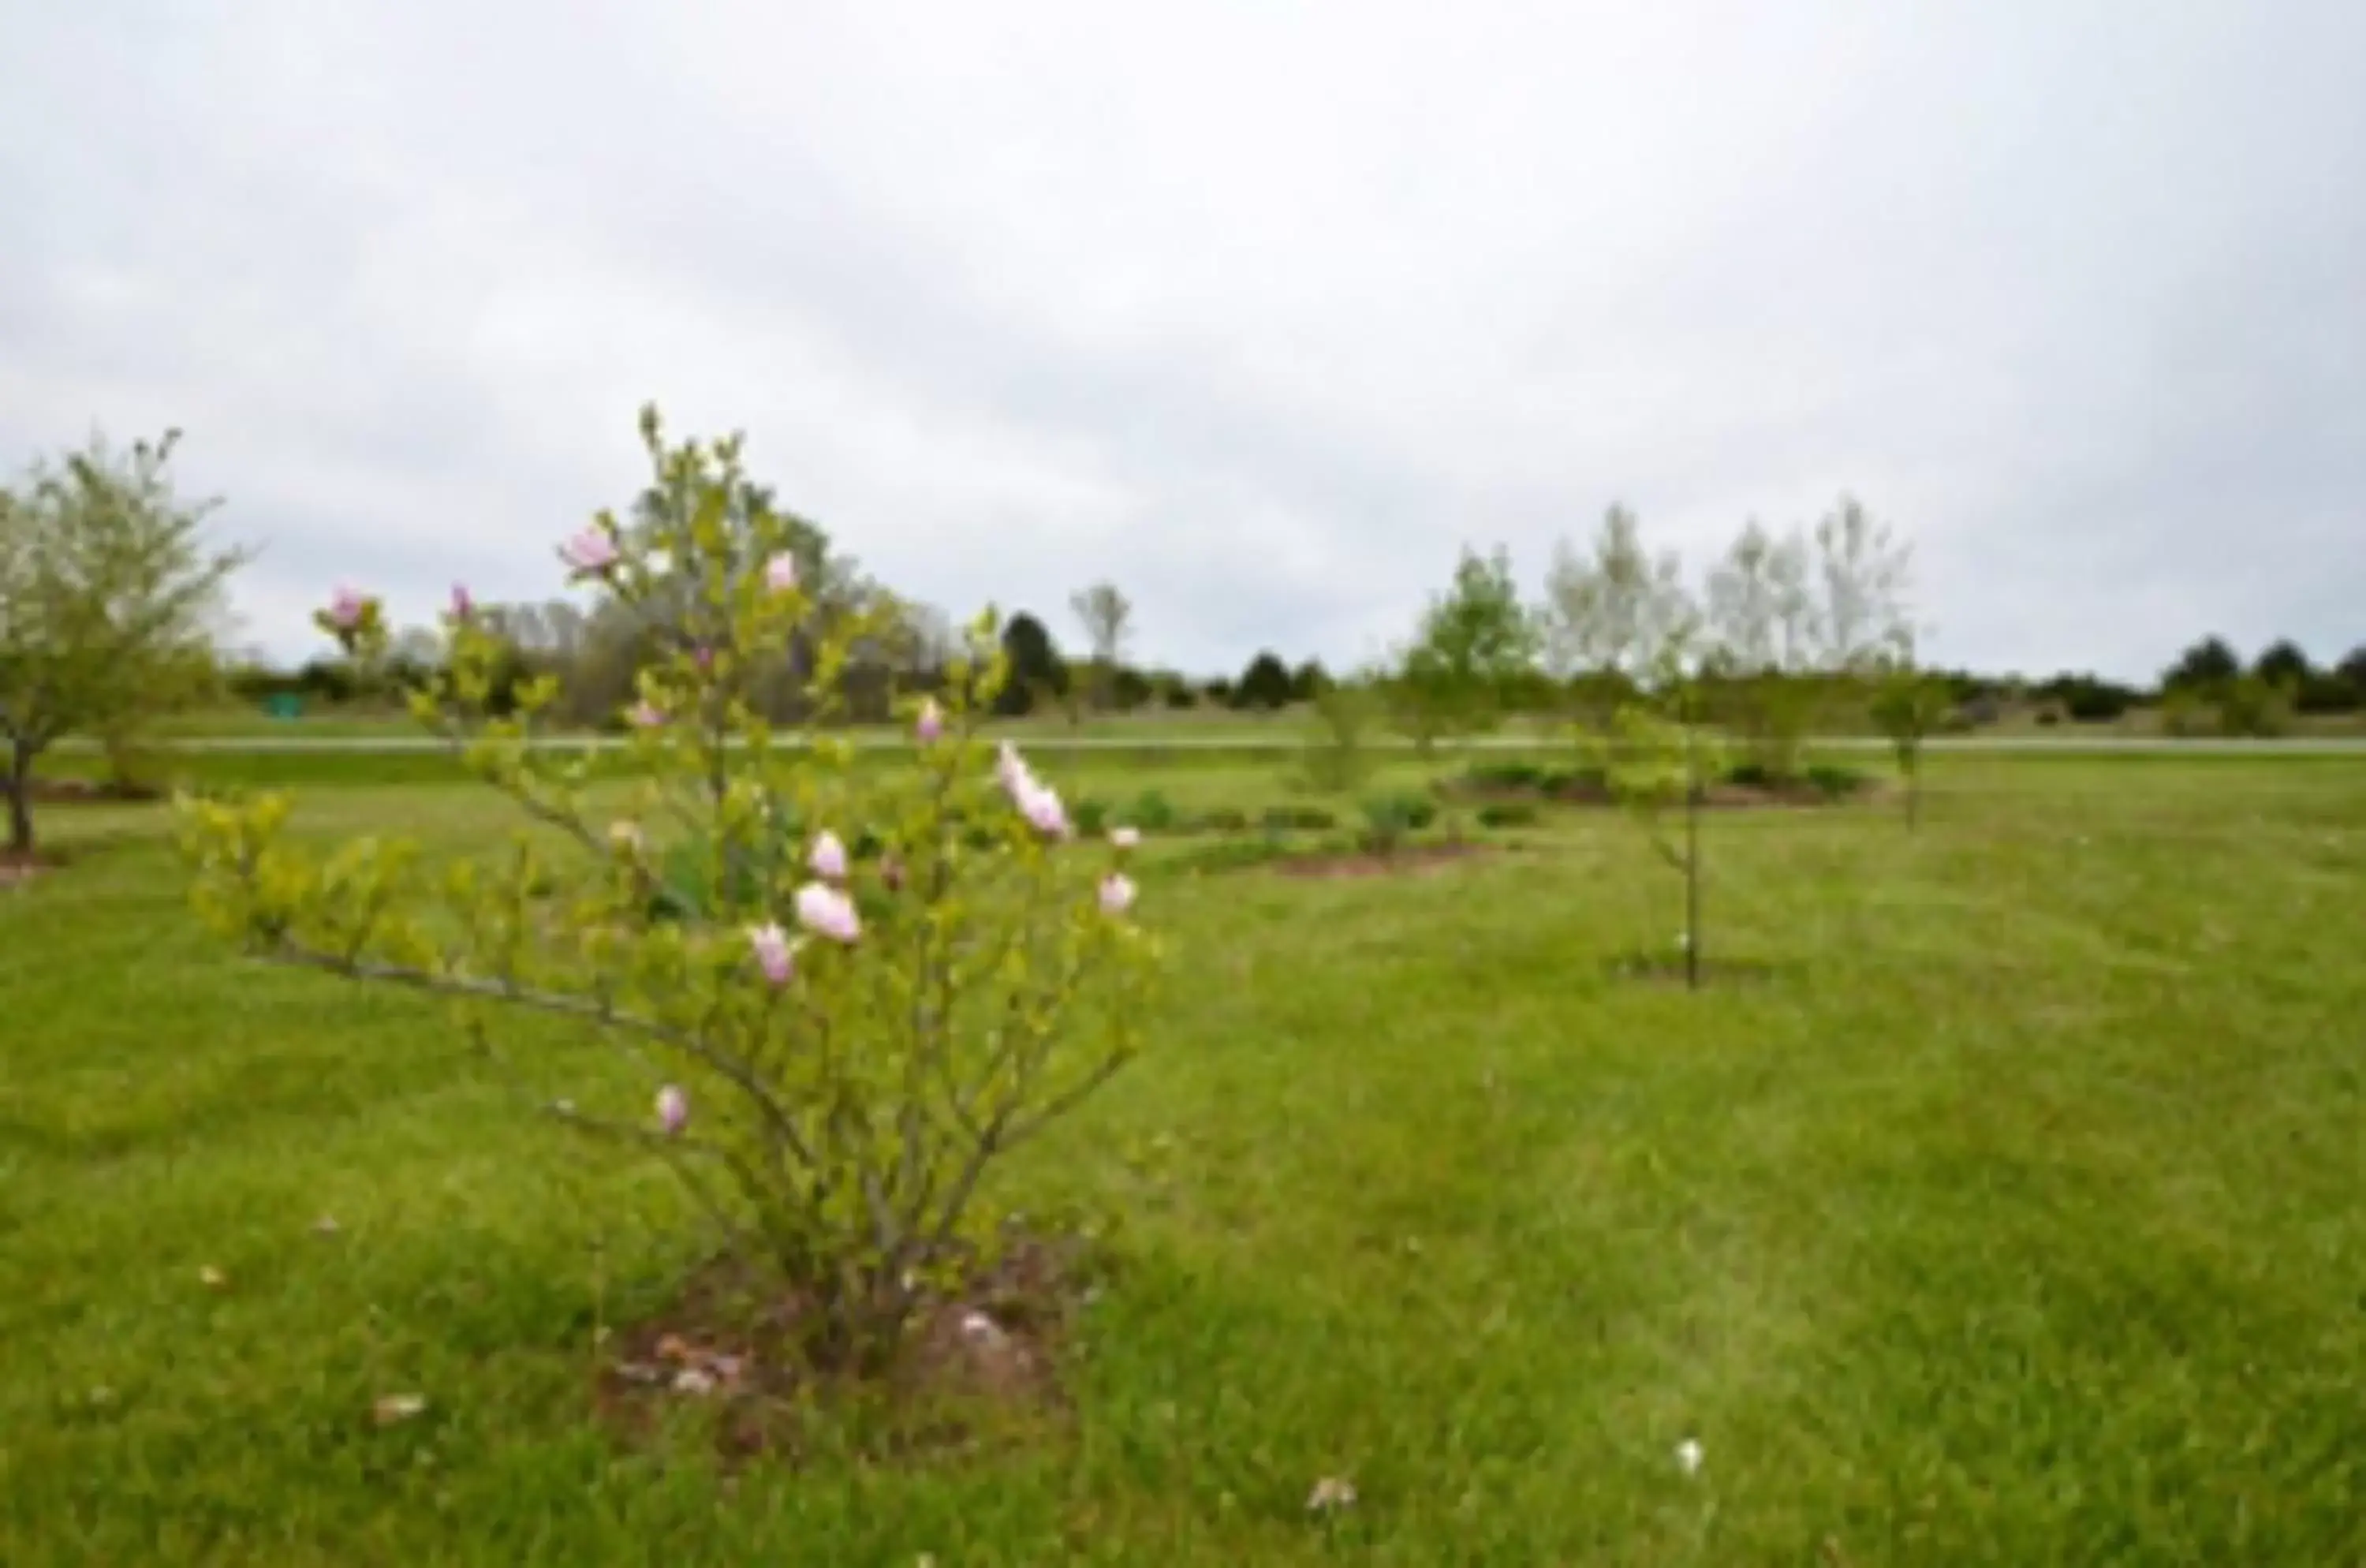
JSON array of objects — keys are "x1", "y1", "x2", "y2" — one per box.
[
  {"x1": 1269, "y1": 842, "x2": 1495, "y2": 879},
  {"x1": 0, "y1": 847, "x2": 66, "y2": 889},
  {"x1": 595, "y1": 1233, "x2": 1096, "y2": 1466},
  {"x1": 1446, "y1": 762, "x2": 1879, "y2": 811},
  {"x1": 24, "y1": 776, "x2": 165, "y2": 805}
]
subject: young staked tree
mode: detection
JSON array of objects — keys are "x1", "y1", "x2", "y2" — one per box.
[
  {"x1": 1598, "y1": 590, "x2": 1723, "y2": 990},
  {"x1": 1068, "y1": 581, "x2": 1133, "y2": 713},
  {"x1": 0, "y1": 430, "x2": 248, "y2": 854},
  {"x1": 1870, "y1": 640, "x2": 1954, "y2": 830}
]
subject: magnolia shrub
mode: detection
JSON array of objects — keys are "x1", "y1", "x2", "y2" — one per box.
[{"x1": 179, "y1": 409, "x2": 1159, "y2": 1368}]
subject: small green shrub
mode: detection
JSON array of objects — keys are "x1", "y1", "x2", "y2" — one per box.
[
  {"x1": 1802, "y1": 763, "x2": 1865, "y2": 800},
  {"x1": 1538, "y1": 766, "x2": 1607, "y2": 796},
  {"x1": 1464, "y1": 761, "x2": 1546, "y2": 793},
  {"x1": 180, "y1": 411, "x2": 1161, "y2": 1374},
  {"x1": 1165, "y1": 838, "x2": 1301, "y2": 875},
  {"x1": 1357, "y1": 790, "x2": 1436, "y2": 854},
  {"x1": 1296, "y1": 682, "x2": 1383, "y2": 793},
  {"x1": 1200, "y1": 805, "x2": 1251, "y2": 834},
  {"x1": 2160, "y1": 689, "x2": 2211, "y2": 737},
  {"x1": 1260, "y1": 804, "x2": 1337, "y2": 833},
  {"x1": 1129, "y1": 789, "x2": 1180, "y2": 832},
  {"x1": 1725, "y1": 760, "x2": 1778, "y2": 790},
  {"x1": 2217, "y1": 676, "x2": 2293, "y2": 738},
  {"x1": 1073, "y1": 797, "x2": 1110, "y2": 837},
  {"x1": 1476, "y1": 801, "x2": 1540, "y2": 829}
]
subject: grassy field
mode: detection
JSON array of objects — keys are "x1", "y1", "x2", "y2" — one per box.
[{"x1": 4, "y1": 751, "x2": 2364, "y2": 1563}]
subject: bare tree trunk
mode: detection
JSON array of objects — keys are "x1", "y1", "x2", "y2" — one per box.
[
  {"x1": 5, "y1": 741, "x2": 33, "y2": 857},
  {"x1": 1683, "y1": 719, "x2": 1702, "y2": 991}
]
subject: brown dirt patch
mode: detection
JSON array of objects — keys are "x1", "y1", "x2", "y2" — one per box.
[
  {"x1": 25, "y1": 777, "x2": 163, "y2": 805},
  {"x1": 1271, "y1": 842, "x2": 1492, "y2": 879},
  {"x1": 0, "y1": 847, "x2": 65, "y2": 889},
  {"x1": 595, "y1": 1234, "x2": 1092, "y2": 1467},
  {"x1": 1452, "y1": 780, "x2": 1872, "y2": 811}
]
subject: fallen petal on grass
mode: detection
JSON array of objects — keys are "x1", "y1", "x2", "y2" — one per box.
[
  {"x1": 372, "y1": 1394, "x2": 427, "y2": 1426},
  {"x1": 1307, "y1": 1477, "x2": 1358, "y2": 1513}
]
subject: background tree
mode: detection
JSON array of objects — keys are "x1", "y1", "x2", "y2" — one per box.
[
  {"x1": 2163, "y1": 635, "x2": 2241, "y2": 692},
  {"x1": 1068, "y1": 581, "x2": 1133, "y2": 713},
  {"x1": 2339, "y1": 645, "x2": 2366, "y2": 699},
  {"x1": 2252, "y1": 639, "x2": 2312, "y2": 689},
  {"x1": 1539, "y1": 505, "x2": 1689, "y2": 734},
  {"x1": 0, "y1": 429, "x2": 248, "y2": 853},
  {"x1": 1811, "y1": 495, "x2": 1913, "y2": 678},
  {"x1": 1704, "y1": 518, "x2": 1818, "y2": 778},
  {"x1": 1395, "y1": 544, "x2": 1537, "y2": 745},
  {"x1": 1234, "y1": 650, "x2": 1294, "y2": 711},
  {"x1": 995, "y1": 610, "x2": 1066, "y2": 716},
  {"x1": 1109, "y1": 664, "x2": 1153, "y2": 711},
  {"x1": 2301, "y1": 644, "x2": 2366, "y2": 715}
]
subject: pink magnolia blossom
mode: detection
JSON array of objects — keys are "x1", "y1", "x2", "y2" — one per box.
[
  {"x1": 1110, "y1": 826, "x2": 1141, "y2": 849},
  {"x1": 765, "y1": 554, "x2": 798, "y2": 593},
  {"x1": 1016, "y1": 778, "x2": 1071, "y2": 840},
  {"x1": 995, "y1": 743, "x2": 1069, "y2": 837},
  {"x1": 808, "y1": 829, "x2": 849, "y2": 881},
  {"x1": 693, "y1": 644, "x2": 715, "y2": 671},
  {"x1": 627, "y1": 700, "x2": 666, "y2": 729},
  {"x1": 915, "y1": 699, "x2": 944, "y2": 743},
  {"x1": 749, "y1": 922, "x2": 794, "y2": 985},
  {"x1": 327, "y1": 586, "x2": 367, "y2": 631},
  {"x1": 794, "y1": 881, "x2": 862, "y2": 944},
  {"x1": 561, "y1": 526, "x2": 619, "y2": 576},
  {"x1": 1099, "y1": 872, "x2": 1137, "y2": 917},
  {"x1": 655, "y1": 1085, "x2": 689, "y2": 1135},
  {"x1": 449, "y1": 583, "x2": 474, "y2": 622}
]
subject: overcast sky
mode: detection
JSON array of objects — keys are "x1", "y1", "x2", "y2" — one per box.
[{"x1": 4, "y1": 1, "x2": 2360, "y2": 681}]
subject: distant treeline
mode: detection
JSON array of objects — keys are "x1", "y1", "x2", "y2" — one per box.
[{"x1": 219, "y1": 620, "x2": 2366, "y2": 733}]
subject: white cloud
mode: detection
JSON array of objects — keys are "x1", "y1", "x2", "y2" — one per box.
[{"x1": 2, "y1": 0, "x2": 2360, "y2": 679}]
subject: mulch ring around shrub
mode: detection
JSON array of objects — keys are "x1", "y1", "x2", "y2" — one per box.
[
  {"x1": 1450, "y1": 778, "x2": 1876, "y2": 811},
  {"x1": 1271, "y1": 842, "x2": 1495, "y2": 879},
  {"x1": 0, "y1": 847, "x2": 68, "y2": 889},
  {"x1": 595, "y1": 1233, "x2": 1094, "y2": 1466}
]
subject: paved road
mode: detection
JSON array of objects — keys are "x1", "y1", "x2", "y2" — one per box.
[{"x1": 57, "y1": 733, "x2": 2366, "y2": 756}]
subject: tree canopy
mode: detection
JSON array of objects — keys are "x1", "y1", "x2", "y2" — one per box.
[{"x1": 1, "y1": 429, "x2": 248, "y2": 851}]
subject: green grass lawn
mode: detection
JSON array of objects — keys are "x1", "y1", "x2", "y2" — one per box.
[{"x1": 4, "y1": 754, "x2": 2363, "y2": 1564}]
